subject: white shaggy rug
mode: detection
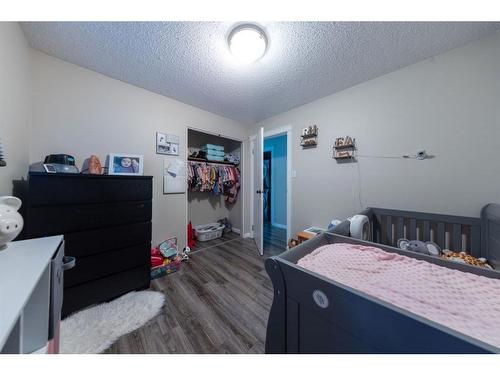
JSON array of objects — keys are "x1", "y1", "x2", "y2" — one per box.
[{"x1": 60, "y1": 291, "x2": 165, "y2": 354}]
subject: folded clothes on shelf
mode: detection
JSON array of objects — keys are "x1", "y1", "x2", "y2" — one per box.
[
  {"x1": 201, "y1": 148, "x2": 225, "y2": 157},
  {"x1": 225, "y1": 153, "x2": 240, "y2": 165},
  {"x1": 202, "y1": 144, "x2": 224, "y2": 152},
  {"x1": 206, "y1": 155, "x2": 225, "y2": 162}
]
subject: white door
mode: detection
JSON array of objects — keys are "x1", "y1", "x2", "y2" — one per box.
[{"x1": 253, "y1": 127, "x2": 264, "y2": 255}]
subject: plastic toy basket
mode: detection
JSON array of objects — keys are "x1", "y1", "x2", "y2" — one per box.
[{"x1": 151, "y1": 259, "x2": 181, "y2": 280}]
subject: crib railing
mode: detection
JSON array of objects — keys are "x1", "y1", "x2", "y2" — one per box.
[{"x1": 362, "y1": 208, "x2": 482, "y2": 257}]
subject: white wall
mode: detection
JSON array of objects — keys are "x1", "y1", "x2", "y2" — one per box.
[
  {"x1": 254, "y1": 32, "x2": 500, "y2": 235},
  {"x1": 0, "y1": 23, "x2": 31, "y2": 196},
  {"x1": 264, "y1": 135, "x2": 287, "y2": 227},
  {"x1": 29, "y1": 50, "x2": 250, "y2": 247}
]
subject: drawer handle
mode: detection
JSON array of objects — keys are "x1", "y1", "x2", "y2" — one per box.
[{"x1": 63, "y1": 256, "x2": 76, "y2": 271}]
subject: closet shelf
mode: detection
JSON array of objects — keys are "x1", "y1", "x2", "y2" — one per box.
[{"x1": 188, "y1": 157, "x2": 239, "y2": 166}]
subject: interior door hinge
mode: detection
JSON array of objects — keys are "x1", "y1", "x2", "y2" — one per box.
[{"x1": 252, "y1": 225, "x2": 255, "y2": 231}]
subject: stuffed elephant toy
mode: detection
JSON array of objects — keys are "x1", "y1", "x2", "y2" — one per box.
[
  {"x1": 0, "y1": 196, "x2": 24, "y2": 250},
  {"x1": 397, "y1": 238, "x2": 441, "y2": 257}
]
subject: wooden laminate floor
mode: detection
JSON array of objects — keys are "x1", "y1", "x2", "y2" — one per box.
[
  {"x1": 105, "y1": 236, "x2": 273, "y2": 354},
  {"x1": 263, "y1": 222, "x2": 287, "y2": 257},
  {"x1": 191, "y1": 230, "x2": 241, "y2": 251}
]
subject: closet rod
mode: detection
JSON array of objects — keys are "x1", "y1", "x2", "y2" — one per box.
[{"x1": 187, "y1": 157, "x2": 239, "y2": 167}]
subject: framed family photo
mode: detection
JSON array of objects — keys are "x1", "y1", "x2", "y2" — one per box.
[{"x1": 107, "y1": 153, "x2": 144, "y2": 176}]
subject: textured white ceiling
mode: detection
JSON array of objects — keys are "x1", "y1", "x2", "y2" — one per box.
[{"x1": 21, "y1": 22, "x2": 500, "y2": 124}]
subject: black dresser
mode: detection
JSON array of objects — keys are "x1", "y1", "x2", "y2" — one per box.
[{"x1": 24, "y1": 173, "x2": 153, "y2": 316}]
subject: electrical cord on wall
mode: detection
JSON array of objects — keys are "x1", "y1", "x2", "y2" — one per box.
[
  {"x1": 351, "y1": 149, "x2": 428, "y2": 210},
  {"x1": 356, "y1": 160, "x2": 363, "y2": 210},
  {"x1": 357, "y1": 150, "x2": 427, "y2": 160},
  {"x1": 350, "y1": 159, "x2": 364, "y2": 211}
]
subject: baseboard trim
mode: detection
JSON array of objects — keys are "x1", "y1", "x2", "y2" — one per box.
[
  {"x1": 271, "y1": 222, "x2": 287, "y2": 230},
  {"x1": 244, "y1": 232, "x2": 253, "y2": 238},
  {"x1": 232, "y1": 227, "x2": 241, "y2": 235}
]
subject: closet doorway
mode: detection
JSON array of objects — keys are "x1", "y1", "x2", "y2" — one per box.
[
  {"x1": 250, "y1": 125, "x2": 292, "y2": 257},
  {"x1": 187, "y1": 128, "x2": 244, "y2": 251}
]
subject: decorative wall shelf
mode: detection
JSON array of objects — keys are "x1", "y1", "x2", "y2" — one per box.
[
  {"x1": 333, "y1": 136, "x2": 356, "y2": 162},
  {"x1": 300, "y1": 138, "x2": 318, "y2": 148},
  {"x1": 300, "y1": 125, "x2": 318, "y2": 148},
  {"x1": 301, "y1": 133, "x2": 318, "y2": 139},
  {"x1": 333, "y1": 143, "x2": 355, "y2": 150}
]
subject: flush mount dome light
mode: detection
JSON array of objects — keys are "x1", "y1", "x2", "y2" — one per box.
[{"x1": 228, "y1": 24, "x2": 268, "y2": 63}]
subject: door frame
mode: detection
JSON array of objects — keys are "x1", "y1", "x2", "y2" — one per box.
[{"x1": 250, "y1": 125, "x2": 292, "y2": 248}]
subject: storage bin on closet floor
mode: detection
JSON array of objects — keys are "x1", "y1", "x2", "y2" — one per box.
[{"x1": 194, "y1": 223, "x2": 225, "y2": 241}]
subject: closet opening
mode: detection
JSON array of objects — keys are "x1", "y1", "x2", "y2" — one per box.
[{"x1": 187, "y1": 128, "x2": 243, "y2": 251}]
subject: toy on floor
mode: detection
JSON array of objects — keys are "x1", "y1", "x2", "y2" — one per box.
[
  {"x1": 151, "y1": 255, "x2": 164, "y2": 267},
  {"x1": 397, "y1": 239, "x2": 442, "y2": 256},
  {"x1": 217, "y1": 217, "x2": 232, "y2": 234},
  {"x1": 441, "y1": 250, "x2": 493, "y2": 269},
  {"x1": 181, "y1": 246, "x2": 191, "y2": 261},
  {"x1": 187, "y1": 221, "x2": 196, "y2": 248},
  {"x1": 288, "y1": 239, "x2": 299, "y2": 249},
  {"x1": 150, "y1": 237, "x2": 182, "y2": 279},
  {"x1": 158, "y1": 237, "x2": 178, "y2": 258}
]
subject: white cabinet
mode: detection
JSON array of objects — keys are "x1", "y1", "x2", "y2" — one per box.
[{"x1": 0, "y1": 236, "x2": 63, "y2": 354}]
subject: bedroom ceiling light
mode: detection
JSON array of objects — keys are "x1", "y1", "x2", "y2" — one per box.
[{"x1": 228, "y1": 24, "x2": 268, "y2": 64}]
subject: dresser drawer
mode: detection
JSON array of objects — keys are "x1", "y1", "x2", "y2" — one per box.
[
  {"x1": 27, "y1": 201, "x2": 152, "y2": 237},
  {"x1": 64, "y1": 243, "x2": 150, "y2": 288},
  {"x1": 64, "y1": 222, "x2": 152, "y2": 257},
  {"x1": 62, "y1": 265, "x2": 150, "y2": 317},
  {"x1": 28, "y1": 174, "x2": 152, "y2": 206}
]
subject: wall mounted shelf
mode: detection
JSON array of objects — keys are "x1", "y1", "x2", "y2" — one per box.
[
  {"x1": 301, "y1": 133, "x2": 318, "y2": 139},
  {"x1": 333, "y1": 136, "x2": 356, "y2": 162},
  {"x1": 300, "y1": 126, "x2": 318, "y2": 148},
  {"x1": 333, "y1": 143, "x2": 355, "y2": 150}
]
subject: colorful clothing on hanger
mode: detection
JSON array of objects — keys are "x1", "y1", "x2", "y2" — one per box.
[{"x1": 187, "y1": 161, "x2": 240, "y2": 204}]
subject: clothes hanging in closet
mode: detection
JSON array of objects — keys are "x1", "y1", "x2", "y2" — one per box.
[{"x1": 187, "y1": 161, "x2": 240, "y2": 204}]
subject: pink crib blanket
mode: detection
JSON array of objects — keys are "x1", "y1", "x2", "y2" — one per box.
[{"x1": 297, "y1": 243, "x2": 500, "y2": 349}]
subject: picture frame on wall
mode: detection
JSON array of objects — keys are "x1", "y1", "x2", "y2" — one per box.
[
  {"x1": 156, "y1": 132, "x2": 179, "y2": 156},
  {"x1": 107, "y1": 153, "x2": 144, "y2": 176}
]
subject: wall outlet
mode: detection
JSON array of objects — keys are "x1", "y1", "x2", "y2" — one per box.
[{"x1": 291, "y1": 170, "x2": 297, "y2": 178}]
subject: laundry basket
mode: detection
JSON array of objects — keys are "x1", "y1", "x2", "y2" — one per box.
[{"x1": 194, "y1": 223, "x2": 225, "y2": 242}]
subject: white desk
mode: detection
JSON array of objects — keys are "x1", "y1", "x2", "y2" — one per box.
[{"x1": 0, "y1": 236, "x2": 63, "y2": 353}]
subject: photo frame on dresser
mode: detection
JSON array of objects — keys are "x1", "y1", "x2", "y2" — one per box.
[{"x1": 107, "y1": 153, "x2": 144, "y2": 175}]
